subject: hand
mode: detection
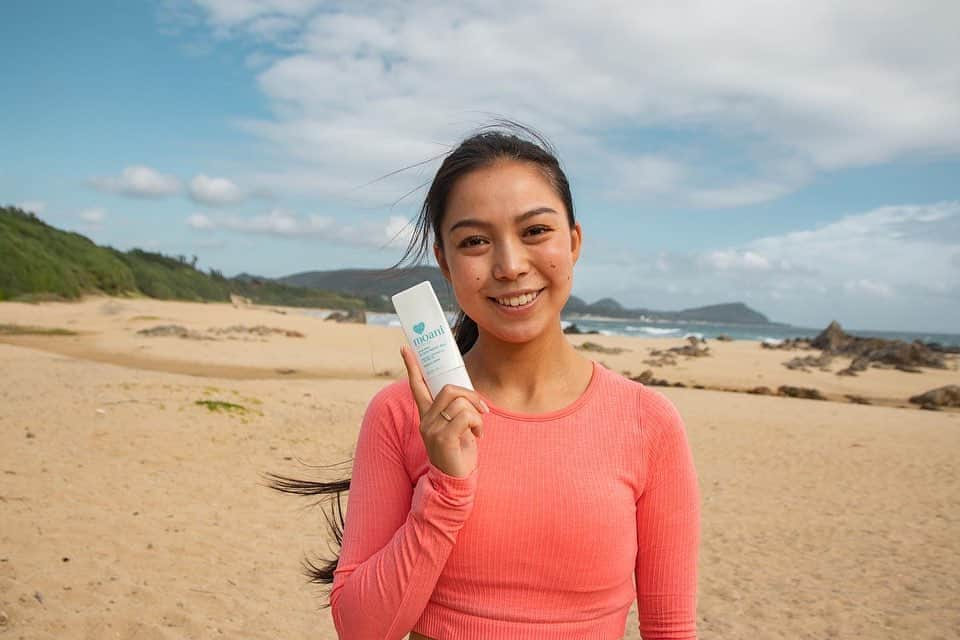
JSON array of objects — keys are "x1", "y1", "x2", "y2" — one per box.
[{"x1": 400, "y1": 345, "x2": 489, "y2": 479}]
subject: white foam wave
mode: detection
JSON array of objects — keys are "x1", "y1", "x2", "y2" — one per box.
[{"x1": 628, "y1": 326, "x2": 681, "y2": 335}]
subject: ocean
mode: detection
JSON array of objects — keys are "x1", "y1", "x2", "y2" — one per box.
[{"x1": 308, "y1": 310, "x2": 960, "y2": 348}]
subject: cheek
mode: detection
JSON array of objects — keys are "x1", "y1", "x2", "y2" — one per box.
[{"x1": 542, "y1": 245, "x2": 574, "y2": 277}]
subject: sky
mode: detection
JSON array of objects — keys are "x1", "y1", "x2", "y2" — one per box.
[{"x1": 2, "y1": 1, "x2": 959, "y2": 333}]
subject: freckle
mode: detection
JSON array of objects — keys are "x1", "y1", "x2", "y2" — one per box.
[{"x1": 550, "y1": 264, "x2": 556, "y2": 269}]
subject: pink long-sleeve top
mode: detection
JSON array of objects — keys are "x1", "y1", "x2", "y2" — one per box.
[{"x1": 331, "y1": 360, "x2": 700, "y2": 640}]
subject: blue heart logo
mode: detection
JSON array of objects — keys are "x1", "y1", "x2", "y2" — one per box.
[{"x1": 413, "y1": 322, "x2": 426, "y2": 334}]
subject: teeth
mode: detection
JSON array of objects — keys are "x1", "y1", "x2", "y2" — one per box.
[{"x1": 496, "y1": 290, "x2": 540, "y2": 307}]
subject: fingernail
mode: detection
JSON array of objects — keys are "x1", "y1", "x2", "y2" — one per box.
[{"x1": 480, "y1": 400, "x2": 490, "y2": 413}]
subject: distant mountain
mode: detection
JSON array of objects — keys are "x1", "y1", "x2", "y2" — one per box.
[
  {"x1": 279, "y1": 265, "x2": 455, "y2": 312},
  {"x1": 670, "y1": 303, "x2": 769, "y2": 324},
  {"x1": 0, "y1": 206, "x2": 364, "y2": 310},
  {"x1": 282, "y1": 266, "x2": 776, "y2": 325}
]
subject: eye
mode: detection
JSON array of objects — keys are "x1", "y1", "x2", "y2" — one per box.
[
  {"x1": 457, "y1": 235, "x2": 487, "y2": 248},
  {"x1": 526, "y1": 225, "x2": 552, "y2": 237}
]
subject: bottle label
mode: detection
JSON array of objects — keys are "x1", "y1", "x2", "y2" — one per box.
[{"x1": 410, "y1": 320, "x2": 458, "y2": 379}]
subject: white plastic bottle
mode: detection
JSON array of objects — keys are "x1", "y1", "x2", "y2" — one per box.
[{"x1": 391, "y1": 281, "x2": 474, "y2": 398}]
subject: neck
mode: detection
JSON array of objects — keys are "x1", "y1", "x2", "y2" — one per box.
[{"x1": 462, "y1": 322, "x2": 587, "y2": 400}]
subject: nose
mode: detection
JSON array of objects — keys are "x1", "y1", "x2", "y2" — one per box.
[{"x1": 492, "y1": 237, "x2": 529, "y2": 281}]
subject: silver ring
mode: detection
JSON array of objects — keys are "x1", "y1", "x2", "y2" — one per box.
[{"x1": 439, "y1": 410, "x2": 453, "y2": 422}]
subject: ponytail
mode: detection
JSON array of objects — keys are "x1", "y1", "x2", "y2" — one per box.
[{"x1": 453, "y1": 310, "x2": 479, "y2": 354}]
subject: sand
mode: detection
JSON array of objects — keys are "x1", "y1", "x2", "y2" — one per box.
[{"x1": 1, "y1": 296, "x2": 958, "y2": 639}]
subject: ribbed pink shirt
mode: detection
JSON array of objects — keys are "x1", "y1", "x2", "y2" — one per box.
[{"x1": 331, "y1": 360, "x2": 700, "y2": 639}]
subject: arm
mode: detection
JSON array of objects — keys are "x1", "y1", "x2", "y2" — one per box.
[
  {"x1": 330, "y1": 384, "x2": 478, "y2": 640},
  {"x1": 635, "y1": 388, "x2": 701, "y2": 640}
]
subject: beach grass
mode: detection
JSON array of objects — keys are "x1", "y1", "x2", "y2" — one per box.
[{"x1": 0, "y1": 323, "x2": 77, "y2": 336}]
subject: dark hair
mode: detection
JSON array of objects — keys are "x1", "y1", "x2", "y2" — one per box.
[{"x1": 265, "y1": 121, "x2": 576, "y2": 606}]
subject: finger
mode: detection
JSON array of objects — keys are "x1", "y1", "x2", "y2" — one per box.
[
  {"x1": 432, "y1": 384, "x2": 490, "y2": 417},
  {"x1": 400, "y1": 345, "x2": 432, "y2": 416},
  {"x1": 442, "y1": 396, "x2": 475, "y2": 419},
  {"x1": 439, "y1": 408, "x2": 485, "y2": 441},
  {"x1": 423, "y1": 396, "x2": 474, "y2": 433}
]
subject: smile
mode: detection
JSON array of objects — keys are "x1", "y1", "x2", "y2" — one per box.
[{"x1": 490, "y1": 288, "x2": 544, "y2": 308}]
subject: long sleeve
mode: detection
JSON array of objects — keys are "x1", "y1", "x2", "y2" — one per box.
[
  {"x1": 330, "y1": 383, "x2": 479, "y2": 640},
  {"x1": 635, "y1": 388, "x2": 701, "y2": 640}
]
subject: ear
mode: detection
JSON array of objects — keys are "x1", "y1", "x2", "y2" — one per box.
[
  {"x1": 434, "y1": 243, "x2": 452, "y2": 282},
  {"x1": 570, "y1": 222, "x2": 583, "y2": 265}
]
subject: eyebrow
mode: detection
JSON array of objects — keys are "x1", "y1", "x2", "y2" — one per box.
[{"x1": 448, "y1": 207, "x2": 559, "y2": 234}]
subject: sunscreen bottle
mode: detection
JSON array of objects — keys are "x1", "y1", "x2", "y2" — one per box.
[{"x1": 391, "y1": 281, "x2": 473, "y2": 398}]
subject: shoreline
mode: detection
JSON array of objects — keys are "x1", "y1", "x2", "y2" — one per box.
[{"x1": 1, "y1": 296, "x2": 956, "y2": 412}]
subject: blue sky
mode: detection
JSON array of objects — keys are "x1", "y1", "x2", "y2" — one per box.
[{"x1": 2, "y1": 1, "x2": 959, "y2": 333}]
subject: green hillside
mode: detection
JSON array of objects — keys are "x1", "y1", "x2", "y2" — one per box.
[
  {"x1": 0, "y1": 206, "x2": 363, "y2": 309},
  {"x1": 278, "y1": 265, "x2": 454, "y2": 312}
]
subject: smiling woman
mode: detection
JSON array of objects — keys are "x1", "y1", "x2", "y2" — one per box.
[{"x1": 267, "y1": 122, "x2": 701, "y2": 640}]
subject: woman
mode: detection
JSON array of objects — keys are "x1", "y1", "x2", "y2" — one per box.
[{"x1": 274, "y1": 124, "x2": 701, "y2": 639}]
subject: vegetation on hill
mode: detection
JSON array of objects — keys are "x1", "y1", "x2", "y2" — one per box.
[
  {"x1": 279, "y1": 265, "x2": 454, "y2": 312},
  {"x1": 0, "y1": 206, "x2": 363, "y2": 309}
]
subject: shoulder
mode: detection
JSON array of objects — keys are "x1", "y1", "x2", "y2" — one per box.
[
  {"x1": 598, "y1": 365, "x2": 685, "y2": 438},
  {"x1": 357, "y1": 379, "x2": 419, "y2": 450},
  {"x1": 364, "y1": 378, "x2": 417, "y2": 422}
]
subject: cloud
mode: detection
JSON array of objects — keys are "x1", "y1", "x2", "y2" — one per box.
[
  {"x1": 702, "y1": 250, "x2": 772, "y2": 272},
  {"x1": 78, "y1": 207, "x2": 107, "y2": 225},
  {"x1": 844, "y1": 279, "x2": 894, "y2": 298},
  {"x1": 188, "y1": 209, "x2": 413, "y2": 247},
  {"x1": 688, "y1": 180, "x2": 801, "y2": 209},
  {"x1": 187, "y1": 209, "x2": 327, "y2": 235},
  {"x1": 577, "y1": 201, "x2": 960, "y2": 329},
  {"x1": 185, "y1": 0, "x2": 324, "y2": 33},
  {"x1": 90, "y1": 166, "x2": 181, "y2": 198},
  {"x1": 16, "y1": 201, "x2": 46, "y2": 214},
  {"x1": 188, "y1": 174, "x2": 245, "y2": 206},
  {"x1": 168, "y1": 1, "x2": 960, "y2": 209}
]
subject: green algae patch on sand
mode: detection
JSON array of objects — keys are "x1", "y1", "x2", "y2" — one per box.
[
  {"x1": 194, "y1": 399, "x2": 263, "y2": 422},
  {"x1": 0, "y1": 323, "x2": 77, "y2": 336}
]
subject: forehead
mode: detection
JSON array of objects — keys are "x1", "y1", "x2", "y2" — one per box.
[{"x1": 443, "y1": 160, "x2": 564, "y2": 232}]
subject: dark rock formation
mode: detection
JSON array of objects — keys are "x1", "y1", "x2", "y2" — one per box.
[
  {"x1": 136, "y1": 324, "x2": 212, "y2": 340},
  {"x1": 668, "y1": 336, "x2": 710, "y2": 358},
  {"x1": 324, "y1": 308, "x2": 366, "y2": 324},
  {"x1": 575, "y1": 341, "x2": 628, "y2": 355},
  {"x1": 783, "y1": 353, "x2": 833, "y2": 372},
  {"x1": 807, "y1": 321, "x2": 947, "y2": 371},
  {"x1": 777, "y1": 385, "x2": 827, "y2": 400},
  {"x1": 563, "y1": 323, "x2": 600, "y2": 335},
  {"x1": 748, "y1": 386, "x2": 774, "y2": 395},
  {"x1": 762, "y1": 338, "x2": 812, "y2": 350},
  {"x1": 909, "y1": 385, "x2": 960, "y2": 410},
  {"x1": 630, "y1": 370, "x2": 672, "y2": 386},
  {"x1": 923, "y1": 342, "x2": 960, "y2": 354}
]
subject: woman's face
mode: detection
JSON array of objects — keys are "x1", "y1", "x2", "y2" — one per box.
[{"x1": 434, "y1": 159, "x2": 582, "y2": 346}]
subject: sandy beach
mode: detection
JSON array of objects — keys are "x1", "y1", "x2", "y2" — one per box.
[{"x1": 1, "y1": 296, "x2": 958, "y2": 639}]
